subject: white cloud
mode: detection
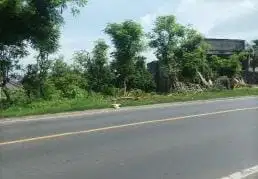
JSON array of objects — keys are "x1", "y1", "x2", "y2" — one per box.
[
  {"x1": 22, "y1": 0, "x2": 258, "y2": 65},
  {"x1": 139, "y1": 0, "x2": 257, "y2": 38},
  {"x1": 140, "y1": 13, "x2": 156, "y2": 29},
  {"x1": 138, "y1": 0, "x2": 258, "y2": 62},
  {"x1": 240, "y1": 0, "x2": 255, "y2": 9}
]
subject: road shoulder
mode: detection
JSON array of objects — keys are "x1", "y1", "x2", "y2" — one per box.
[{"x1": 0, "y1": 96, "x2": 256, "y2": 124}]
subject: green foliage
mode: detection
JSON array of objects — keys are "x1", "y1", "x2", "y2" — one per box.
[
  {"x1": 149, "y1": 15, "x2": 210, "y2": 88},
  {"x1": 50, "y1": 58, "x2": 88, "y2": 98},
  {"x1": 129, "y1": 56, "x2": 156, "y2": 92},
  {"x1": 40, "y1": 79, "x2": 62, "y2": 100},
  {"x1": 105, "y1": 20, "x2": 145, "y2": 91},
  {"x1": 0, "y1": 45, "x2": 27, "y2": 101},
  {"x1": 2, "y1": 88, "x2": 257, "y2": 118},
  {"x1": 149, "y1": 15, "x2": 184, "y2": 76},
  {"x1": 9, "y1": 88, "x2": 28, "y2": 105},
  {"x1": 22, "y1": 64, "x2": 40, "y2": 99},
  {"x1": 22, "y1": 58, "x2": 53, "y2": 100},
  {"x1": 72, "y1": 50, "x2": 90, "y2": 74},
  {"x1": 62, "y1": 84, "x2": 88, "y2": 99},
  {"x1": 251, "y1": 39, "x2": 258, "y2": 72},
  {"x1": 0, "y1": 0, "x2": 86, "y2": 103},
  {"x1": 0, "y1": 0, "x2": 87, "y2": 47},
  {"x1": 209, "y1": 54, "x2": 242, "y2": 78},
  {"x1": 181, "y1": 44, "x2": 211, "y2": 83},
  {"x1": 87, "y1": 39, "x2": 113, "y2": 93},
  {"x1": 1, "y1": 12, "x2": 255, "y2": 117}
]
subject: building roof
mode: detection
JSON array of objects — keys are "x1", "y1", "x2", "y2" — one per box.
[{"x1": 204, "y1": 38, "x2": 245, "y2": 56}]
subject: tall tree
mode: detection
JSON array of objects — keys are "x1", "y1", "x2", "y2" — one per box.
[
  {"x1": 180, "y1": 27, "x2": 211, "y2": 82},
  {"x1": 105, "y1": 20, "x2": 145, "y2": 94},
  {"x1": 130, "y1": 56, "x2": 156, "y2": 92},
  {"x1": 22, "y1": 64, "x2": 40, "y2": 99},
  {"x1": 0, "y1": 0, "x2": 87, "y2": 47},
  {"x1": 149, "y1": 15, "x2": 185, "y2": 91},
  {"x1": 149, "y1": 15, "x2": 212, "y2": 91},
  {"x1": 72, "y1": 50, "x2": 91, "y2": 74},
  {"x1": 34, "y1": 26, "x2": 60, "y2": 98},
  {"x1": 0, "y1": 0, "x2": 87, "y2": 101},
  {"x1": 87, "y1": 39, "x2": 112, "y2": 93},
  {"x1": 0, "y1": 44, "x2": 27, "y2": 101}
]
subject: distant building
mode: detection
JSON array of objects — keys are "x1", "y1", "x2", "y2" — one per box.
[{"x1": 204, "y1": 38, "x2": 245, "y2": 57}]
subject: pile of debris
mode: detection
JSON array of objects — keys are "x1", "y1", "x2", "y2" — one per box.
[{"x1": 198, "y1": 71, "x2": 247, "y2": 90}]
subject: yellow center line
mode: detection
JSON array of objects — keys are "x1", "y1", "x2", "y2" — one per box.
[{"x1": 1, "y1": 106, "x2": 257, "y2": 146}]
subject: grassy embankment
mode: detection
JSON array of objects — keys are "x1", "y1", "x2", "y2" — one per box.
[{"x1": 1, "y1": 88, "x2": 257, "y2": 118}]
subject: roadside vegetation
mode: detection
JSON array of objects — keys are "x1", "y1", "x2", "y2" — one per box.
[
  {"x1": 1, "y1": 1, "x2": 258, "y2": 118},
  {"x1": 1, "y1": 88, "x2": 258, "y2": 118}
]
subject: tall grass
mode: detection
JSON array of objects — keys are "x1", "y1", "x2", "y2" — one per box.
[{"x1": 1, "y1": 88, "x2": 257, "y2": 118}]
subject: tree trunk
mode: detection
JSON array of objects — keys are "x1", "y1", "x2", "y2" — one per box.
[
  {"x1": 123, "y1": 79, "x2": 127, "y2": 96},
  {"x1": 1, "y1": 73, "x2": 11, "y2": 102},
  {"x1": 169, "y1": 74, "x2": 179, "y2": 92},
  {"x1": 39, "y1": 82, "x2": 45, "y2": 98},
  {"x1": 197, "y1": 71, "x2": 212, "y2": 88}
]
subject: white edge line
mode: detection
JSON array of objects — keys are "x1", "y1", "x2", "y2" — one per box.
[{"x1": 0, "y1": 106, "x2": 257, "y2": 146}]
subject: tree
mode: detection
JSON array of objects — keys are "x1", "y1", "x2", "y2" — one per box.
[
  {"x1": 181, "y1": 47, "x2": 211, "y2": 83},
  {"x1": 149, "y1": 15, "x2": 185, "y2": 91},
  {"x1": 209, "y1": 54, "x2": 242, "y2": 78},
  {"x1": 0, "y1": 0, "x2": 87, "y2": 47},
  {"x1": 34, "y1": 26, "x2": 60, "y2": 98},
  {"x1": 50, "y1": 57, "x2": 88, "y2": 98},
  {"x1": 149, "y1": 15, "x2": 210, "y2": 91},
  {"x1": 251, "y1": 40, "x2": 258, "y2": 72},
  {"x1": 20, "y1": 26, "x2": 59, "y2": 100},
  {"x1": 0, "y1": 0, "x2": 87, "y2": 102},
  {"x1": 179, "y1": 26, "x2": 211, "y2": 83},
  {"x1": 22, "y1": 64, "x2": 40, "y2": 99},
  {"x1": 129, "y1": 56, "x2": 156, "y2": 92},
  {"x1": 87, "y1": 39, "x2": 113, "y2": 93},
  {"x1": 72, "y1": 50, "x2": 91, "y2": 74},
  {"x1": 0, "y1": 44, "x2": 27, "y2": 102},
  {"x1": 105, "y1": 20, "x2": 145, "y2": 94}
]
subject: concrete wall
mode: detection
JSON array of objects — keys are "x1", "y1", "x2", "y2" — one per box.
[
  {"x1": 243, "y1": 71, "x2": 258, "y2": 84},
  {"x1": 205, "y1": 38, "x2": 245, "y2": 56},
  {"x1": 148, "y1": 62, "x2": 258, "y2": 93},
  {"x1": 147, "y1": 61, "x2": 171, "y2": 93}
]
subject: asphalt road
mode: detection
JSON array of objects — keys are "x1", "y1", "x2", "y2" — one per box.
[{"x1": 1, "y1": 97, "x2": 258, "y2": 179}]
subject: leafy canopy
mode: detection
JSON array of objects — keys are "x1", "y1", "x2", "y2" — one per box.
[{"x1": 105, "y1": 20, "x2": 145, "y2": 90}]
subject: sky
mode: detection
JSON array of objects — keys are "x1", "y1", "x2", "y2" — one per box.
[{"x1": 23, "y1": 0, "x2": 258, "y2": 65}]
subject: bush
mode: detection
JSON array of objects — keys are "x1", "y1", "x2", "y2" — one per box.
[
  {"x1": 42, "y1": 80, "x2": 62, "y2": 100},
  {"x1": 129, "y1": 89, "x2": 145, "y2": 97},
  {"x1": 62, "y1": 85, "x2": 88, "y2": 99},
  {"x1": 100, "y1": 86, "x2": 118, "y2": 96},
  {"x1": 9, "y1": 88, "x2": 29, "y2": 105}
]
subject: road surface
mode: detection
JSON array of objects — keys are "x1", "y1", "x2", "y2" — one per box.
[{"x1": 1, "y1": 97, "x2": 258, "y2": 179}]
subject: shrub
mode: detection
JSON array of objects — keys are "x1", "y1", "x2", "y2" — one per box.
[
  {"x1": 62, "y1": 85, "x2": 88, "y2": 99},
  {"x1": 128, "y1": 89, "x2": 145, "y2": 97},
  {"x1": 9, "y1": 88, "x2": 29, "y2": 105}
]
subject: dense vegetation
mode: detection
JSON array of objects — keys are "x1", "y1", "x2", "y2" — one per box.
[{"x1": 1, "y1": 1, "x2": 258, "y2": 117}]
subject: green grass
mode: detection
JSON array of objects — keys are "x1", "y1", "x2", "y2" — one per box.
[
  {"x1": 120, "y1": 88, "x2": 258, "y2": 107},
  {"x1": 1, "y1": 88, "x2": 258, "y2": 118}
]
